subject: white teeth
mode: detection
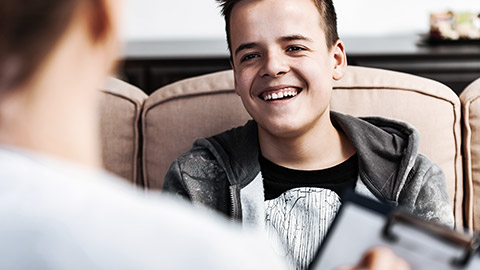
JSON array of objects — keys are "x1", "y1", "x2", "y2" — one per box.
[{"x1": 262, "y1": 88, "x2": 298, "y2": 101}]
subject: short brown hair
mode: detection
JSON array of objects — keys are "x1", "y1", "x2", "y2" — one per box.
[
  {"x1": 216, "y1": 0, "x2": 339, "y2": 55},
  {"x1": 0, "y1": 0, "x2": 111, "y2": 94}
]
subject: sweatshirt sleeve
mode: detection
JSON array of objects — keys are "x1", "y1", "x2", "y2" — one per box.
[
  {"x1": 402, "y1": 160, "x2": 455, "y2": 228},
  {"x1": 163, "y1": 159, "x2": 192, "y2": 201}
]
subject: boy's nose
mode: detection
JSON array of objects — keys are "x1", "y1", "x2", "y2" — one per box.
[{"x1": 260, "y1": 53, "x2": 290, "y2": 78}]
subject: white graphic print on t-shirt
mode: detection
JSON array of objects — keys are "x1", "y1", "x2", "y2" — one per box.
[{"x1": 265, "y1": 187, "x2": 341, "y2": 270}]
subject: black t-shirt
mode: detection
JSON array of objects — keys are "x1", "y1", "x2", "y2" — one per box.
[{"x1": 260, "y1": 154, "x2": 358, "y2": 201}]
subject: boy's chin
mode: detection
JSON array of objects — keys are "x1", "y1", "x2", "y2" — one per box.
[{"x1": 258, "y1": 120, "x2": 308, "y2": 139}]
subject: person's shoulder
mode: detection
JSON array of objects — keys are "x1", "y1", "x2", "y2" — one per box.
[
  {"x1": 333, "y1": 111, "x2": 416, "y2": 132},
  {"x1": 409, "y1": 153, "x2": 443, "y2": 180},
  {"x1": 166, "y1": 139, "x2": 228, "y2": 187},
  {"x1": 126, "y1": 193, "x2": 288, "y2": 269},
  {"x1": 176, "y1": 143, "x2": 219, "y2": 168},
  {"x1": 176, "y1": 120, "x2": 258, "y2": 167},
  {"x1": 0, "y1": 164, "x2": 283, "y2": 269}
]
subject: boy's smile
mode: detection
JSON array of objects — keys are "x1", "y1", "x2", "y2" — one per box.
[
  {"x1": 229, "y1": 0, "x2": 346, "y2": 140},
  {"x1": 259, "y1": 86, "x2": 301, "y2": 102}
]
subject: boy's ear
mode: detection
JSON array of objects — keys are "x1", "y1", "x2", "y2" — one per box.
[{"x1": 331, "y1": 40, "x2": 347, "y2": 81}]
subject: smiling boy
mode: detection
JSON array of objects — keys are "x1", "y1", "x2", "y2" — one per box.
[{"x1": 163, "y1": 0, "x2": 454, "y2": 269}]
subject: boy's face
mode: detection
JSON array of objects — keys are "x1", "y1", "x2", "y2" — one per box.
[{"x1": 230, "y1": 0, "x2": 346, "y2": 139}]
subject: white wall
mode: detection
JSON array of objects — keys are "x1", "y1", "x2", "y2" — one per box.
[
  {"x1": 124, "y1": 0, "x2": 480, "y2": 41},
  {"x1": 335, "y1": 0, "x2": 478, "y2": 37},
  {"x1": 124, "y1": 0, "x2": 224, "y2": 40}
]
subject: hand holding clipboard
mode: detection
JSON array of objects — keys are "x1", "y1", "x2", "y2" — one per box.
[
  {"x1": 309, "y1": 193, "x2": 480, "y2": 270},
  {"x1": 337, "y1": 247, "x2": 411, "y2": 270}
]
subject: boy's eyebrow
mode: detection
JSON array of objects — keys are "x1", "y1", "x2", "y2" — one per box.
[
  {"x1": 233, "y1": 35, "x2": 313, "y2": 57},
  {"x1": 234, "y1": 42, "x2": 257, "y2": 57},
  {"x1": 280, "y1": 34, "x2": 313, "y2": 43}
]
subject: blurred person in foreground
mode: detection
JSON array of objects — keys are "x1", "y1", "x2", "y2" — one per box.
[
  {"x1": 0, "y1": 0, "x2": 411, "y2": 269},
  {"x1": 0, "y1": 0, "x2": 286, "y2": 269}
]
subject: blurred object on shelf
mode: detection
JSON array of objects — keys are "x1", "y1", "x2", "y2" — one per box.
[{"x1": 428, "y1": 11, "x2": 480, "y2": 44}]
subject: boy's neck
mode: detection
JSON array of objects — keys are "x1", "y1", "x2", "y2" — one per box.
[{"x1": 258, "y1": 118, "x2": 355, "y2": 170}]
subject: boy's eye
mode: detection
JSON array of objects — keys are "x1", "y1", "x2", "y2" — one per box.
[
  {"x1": 240, "y1": 53, "x2": 260, "y2": 62},
  {"x1": 286, "y1": 46, "x2": 306, "y2": 52}
]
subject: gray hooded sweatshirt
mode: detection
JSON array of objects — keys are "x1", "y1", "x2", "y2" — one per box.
[{"x1": 164, "y1": 111, "x2": 454, "y2": 227}]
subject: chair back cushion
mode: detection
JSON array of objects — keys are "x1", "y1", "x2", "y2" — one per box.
[{"x1": 142, "y1": 71, "x2": 250, "y2": 190}]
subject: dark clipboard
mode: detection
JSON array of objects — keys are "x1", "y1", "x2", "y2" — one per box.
[{"x1": 309, "y1": 192, "x2": 480, "y2": 270}]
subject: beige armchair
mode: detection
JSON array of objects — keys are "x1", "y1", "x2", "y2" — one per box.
[{"x1": 99, "y1": 66, "x2": 471, "y2": 230}]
